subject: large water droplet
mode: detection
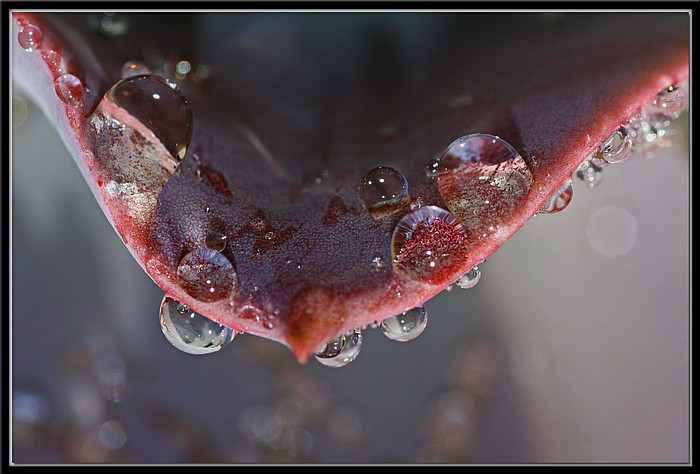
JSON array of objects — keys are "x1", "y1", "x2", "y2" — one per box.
[
  {"x1": 106, "y1": 74, "x2": 193, "y2": 160},
  {"x1": 380, "y1": 306, "x2": 428, "y2": 342},
  {"x1": 653, "y1": 84, "x2": 685, "y2": 118},
  {"x1": 436, "y1": 134, "x2": 532, "y2": 239},
  {"x1": 455, "y1": 266, "x2": 481, "y2": 289},
  {"x1": 159, "y1": 295, "x2": 234, "y2": 354},
  {"x1": 391, "y1": 206, "x2": 468, "y2": 283},
  {"x1": 54, "y1": 74, "x2": 84, "y2": 106},
  {"x1": 314, "y1": 329, "x2": 362, "y2": 368},
  {"x1": 539, "y1": 178, "x2": 573, "y2": 214},
  {"x1": 177, "y1": 247, "x2": 236, "y2": 302},
  {"x1": 18, "y1": 24, "x2": 43, "y2": 51},
  {"x1": 596, "y1": 126, "x2": 633, "y2": 164},
  {"x1": 359, "y1": 166, "x2": 410, "y2": 218}
]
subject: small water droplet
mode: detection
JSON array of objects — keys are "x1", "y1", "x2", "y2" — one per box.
[
  {"x1": 574, "y1": 159, "x2": 605, "y2": 188},
  {"x1": 359, "y1": 166, "x2": 410, "y2": 218},
  {"x1": 159, "y1": 295, "x2": 234, "y2": 354},
  {"x1": 18, "y1": 24, "x2": 43, "y2": 51},
  {"x1": 627, "y1": 113, "x2": 674, "y2": 156},
  {"x1": 391, "y1": 206, "x2": 468, "y2": 283},
  {"x1": 409, "y1": 197, "x2": 424, "y2": 211},
  {"x1": 425, "y1": 158, "x2": 440, "y2": 179},
  {"x1": 205, "y1": 231, "x2": 228, "y2": 252},
  {"x1": 436, "y1": 134, "x2": 532, "y2": 238},
  {"x1": 653, "y1": 84, "x2": 685, "y2": 118},
  {"x1": 539, "y1": 178, "x2": 573, "y2": 214},
  {"x1": 264, "y1": 231, "x2": 275, "y2": 240},
  {"x1": 370, "y1": 254, "x2": 384, "y2": 271},
  {"x1": 596, "y1": 126, "x2": 633, "y2": 164},
  {"x1": 314, "y1": 329, "x2": 362, "y2": 368},
  {"x1": 90, "y1": 12, "x2": 130, "y2": 36},
  {"x1": 120, "y1": 60, "x2": 151, "y2": 78},
  {"x1": 380, "y1": 306, "x2": 428, "y2": 342},
  {"x1": 54, "y1": 74, "x2": 84, "y2": 106},
  {"x1": 455, "y1": 266, "x2": 481, "y2": 289},
  {"x1": 177, "y1": 247, "x2": 236, "y2": 302},
  {"x1": 106, "y1": 74, "x2": 193, "y2": 160}
]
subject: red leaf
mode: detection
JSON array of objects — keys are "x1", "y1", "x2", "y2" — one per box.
[{"x1": 12, "y1": 12, "x2": 689, "y2": 362}]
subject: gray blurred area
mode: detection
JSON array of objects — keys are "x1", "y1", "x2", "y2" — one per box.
[{"x1": 10, "y1": 13, "x2": 689, "y2": 464}]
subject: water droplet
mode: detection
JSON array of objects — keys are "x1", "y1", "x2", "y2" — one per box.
[
  {"x1": 18, "y1": 24, "x2": 43, "y2": 51},
  {"x1": 409, "y1": 197, "x2": 424, "y2": 211},
  {"x1": 539, "y1": 178, "x2": 573, "y2": 214},
  {"x1": 205, "y1": 231, "x2": 228, "y2": 252},
  {"x1": 90, "y1": 12, "x2": 130, "y2": 36},
  {"x1": 106, "y1": 74, "x2": 193, "y2": 160},
  {"x1": 177, "y1": 247, "x2": 236, "y2": 302},
  {"x1": 120, "y1": 60, "x2": 151, "y2": 78},
  {"x1": 455, "y1": 266, "x2": 481, "y2": 289},
  {"x1": 380, "y1": 306, "x2": 428, "y2": 342},
  {"x1": 159, "y1": 295, "x2": 235, "y2": 354},
  {"x1": 391, "y1": 206, "x2": 468, "y2": 283},
  {"x1": 425, "y1": 158, "x2": 440, "y2": 179},
  {"x1": 574, "y1": 159, "x2": 605, "y2": 188},
  {"x1": 627, "y1": 113, "x2": 674, "y2": 155},
  {"x1": 653, "y1": 84, "x2": 685, "y2": 118},
  {"x1": 54, "y1": 74, "x2": 84, "y2": 106},
  {"x1": 436, "y1": 134, "x2": 532, "y2": 239},
  {"x1": 359, "y1": 166, "x2": 411, "y2": 218},
  {"x1": 596, "y1": 126, "x2": 633, "y2": 164},
  {"x1": 314, "y1": 329, "x2": 362, "y2": 368},
  {"x1": 370, "y1": 254, "x2": 384, "y2": 271}
]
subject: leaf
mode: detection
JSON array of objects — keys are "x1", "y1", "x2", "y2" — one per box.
[{"x1": 11, "y1": 11, "x2": 689, "y2": 362}]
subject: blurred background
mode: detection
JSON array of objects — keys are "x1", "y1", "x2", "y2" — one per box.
[{"x1": 11, "y1": 12, "x2": 689, "y2": 464}]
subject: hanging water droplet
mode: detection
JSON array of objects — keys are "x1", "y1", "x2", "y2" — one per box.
[
  {"x1": 391, "y1": 206, "x2": 468, "y2": 283},
  {"x1": 380, "y1": 306, "x2": 428, "y2": 342},
  {"x1": 54, "y1": 74, "x2": 84, "y2": 106},
  {"x1": 120, "y1": 60, "x2": 151, "y2": 78},
  {"x1": 106, "y1": 74, "x2": 193, "y2": 160},
  {"x1": 455, "y1": 266, "x2": 481, "y2": 289},
  {"x1": 595, "y1": 126, "x2": 633, "y2": 164},
  {"x1": 574, "y1": 159, "x2": 605, "y2": 188},
  {"x1": 436, "y1": 134, "x2": 532, "y2": 239},
  {"x1": 18, "y1": 24, "x2": 43, "y2": 51},
  {"x1": 314, "y1": 329, "x2": 362, "y2": 368},
  {"x1": 159, "y1": 295, "x2": 234, "y2": 354},
  {"x1": 627, "y1": 113, "x2": 674, "y2": 156},
  {"x1": 177, "y1": 247, "x2": 236, "y2": 302},
  {"x1": 653, "y1": 84, "x2": 685, "y2": 118},
  {"x1": 359, "y1": 166, "x2": 411, "y2": 218},
  {"x1": 205, "y1": 231, "x2": 228, "y2": 252},
  {"x1": 539, "y1": 178, "x2": 573, "y2": 214},
  {"x1": 409, "y1": 198, "x2": 424, "y2": 211},
  {"x1": 425, "y1": 158, "x2": 440, "y2": 179}
]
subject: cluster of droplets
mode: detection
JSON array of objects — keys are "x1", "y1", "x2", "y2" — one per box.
[
  {"x1": 17, "y1": 19, "x2": 88, "y2": 111},
  {"x1": 573, "y1": 83, "x2": 687, "y2": 190},
  {"x1": 313, "y1": 305, "x2": 430, "y2": 367}
]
